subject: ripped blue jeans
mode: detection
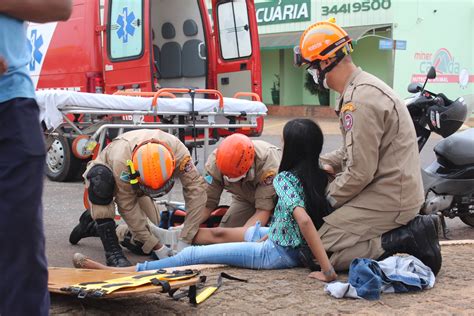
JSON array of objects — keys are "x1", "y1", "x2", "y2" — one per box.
[{"x1": 136, "y1": 224, "x2": 302, "y2": 271}]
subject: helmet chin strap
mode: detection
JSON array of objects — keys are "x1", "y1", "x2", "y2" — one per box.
[{"x1": 315, "y1": 52, "x2": 346, "y2": 91}]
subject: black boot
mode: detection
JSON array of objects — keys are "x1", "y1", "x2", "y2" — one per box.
[
  {"x1": 380, "y1": 215, "x2": 442, "y2": 275},
  {"x1": 69, "y1": 209, "x2": 98, "y2": 245},
  {"x1": 96, "y1": 219, "x2": 132, "y2": 267},
  {"x1": 120, "y1": 231, "x2": 150, "y2": 256}
]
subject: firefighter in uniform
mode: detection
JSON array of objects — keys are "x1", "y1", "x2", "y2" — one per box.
[
  {"x1": 294, "y1": 19, "x2": 442, "y2": 275},
  {"x1": 70, "y1": 129, "x2": 207, "y2": 267},
  {"x1": 110, "y1": 133, "x2": 282, "y2": 250},
  {"x1": 202, "y1": 134, "x2": 281, "y2": 228}
]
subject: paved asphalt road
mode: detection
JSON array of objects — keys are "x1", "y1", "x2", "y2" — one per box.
[{"x1": 43, "y1": 119, "x2": 474, "y2": 267}]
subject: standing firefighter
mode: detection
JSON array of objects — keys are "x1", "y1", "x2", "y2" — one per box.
[
  {"x1": 70, "y1": 129, "x2": 206, "y2": 267},
  {"x1": 294, "y1": 19, "x2": 441, "y2": 274}
]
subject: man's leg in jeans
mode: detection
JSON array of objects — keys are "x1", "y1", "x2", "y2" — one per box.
[{"x1": 0, "y1": 98, "x2": 49, "y2": 315}]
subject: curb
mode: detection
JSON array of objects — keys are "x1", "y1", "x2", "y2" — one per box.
[
  {"x1": 267, "y1": 105, "x2": 337, "y2": 119},
  {"x1": 440, "y1": 239, "x2": 474, "y2": 246}
]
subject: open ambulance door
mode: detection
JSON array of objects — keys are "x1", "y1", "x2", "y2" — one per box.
[
  {"x1": 212, "y1": 0, "x2": 263, "y2": 136},
  {"x1": 102, "y1": 0, "x2": 154, "y2": 93}
]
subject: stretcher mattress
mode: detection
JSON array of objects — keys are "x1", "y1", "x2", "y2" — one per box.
[{"x1": 36, "y1": 90, "x2": 267, "y2": 130}]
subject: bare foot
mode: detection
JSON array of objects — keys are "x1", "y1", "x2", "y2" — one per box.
[{"x1": 73, "y1": 253, "x2": 110, "y2": 270}]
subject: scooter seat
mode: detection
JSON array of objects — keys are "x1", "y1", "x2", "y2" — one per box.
[{"x1": 434, "y1": 128, "x2": 474, "y2": 166}]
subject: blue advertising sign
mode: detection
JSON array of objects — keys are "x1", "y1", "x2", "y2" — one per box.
[
  {"x1": 395, "y1": 40, "x2": 407, "y2": 50},
  {"x1": 379, "y1": 39, "x2": 393, "y2": 50}
]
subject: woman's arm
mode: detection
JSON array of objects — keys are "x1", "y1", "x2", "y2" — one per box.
[
  {"x1": 293, "y1": 207, "x2": 337, "y2": 282},
  {"x1": 0, "y1": 0, "x2": 72, "y2": 23},
  {"x1": 244, "y1": 209, "x2": 272, "y2": 227}
]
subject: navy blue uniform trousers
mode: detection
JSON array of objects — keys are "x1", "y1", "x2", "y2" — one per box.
[{"x1": 0, "y1": 98, "x2": 49, "y2": 316}]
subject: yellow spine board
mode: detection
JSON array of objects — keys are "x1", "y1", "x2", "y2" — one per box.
[{"x1": 61, "y1": 270, "x2": 199, "y2": 298}]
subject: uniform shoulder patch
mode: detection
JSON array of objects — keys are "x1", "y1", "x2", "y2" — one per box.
[
  {"x1": 343, "y1": 112, "x2": 354, "y2": 132},
  {"x1": 341, "y1": 102, "x2": 356, "y2": 113},
  {"x1": 120, "y1": 171, "x2": 130, "y2": 183},
  {"x1": 204, "y1": 174, "x2": 213, "y2": 184},
  {"x1": 260, "y1": 170, "x2": 276, "y2": 186},
  {"x1": 179, "y1": 155, "x2": 194, "y2": 173}
]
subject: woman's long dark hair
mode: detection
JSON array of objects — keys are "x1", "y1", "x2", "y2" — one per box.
[{"x1": 279, "y1": 119, "x2": 328, "y2": 229}]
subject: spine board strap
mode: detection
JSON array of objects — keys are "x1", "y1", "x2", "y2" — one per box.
[
  {"x1": 60, "y1": 269, "x2": 199, "y2": 299},
  {"x1": 169, "y1": 272, "x2": 248, "y2": 306}
]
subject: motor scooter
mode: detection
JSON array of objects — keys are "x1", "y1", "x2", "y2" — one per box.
[{"x1": 405, "y1": 66, "x2": 474, "y2": 236}]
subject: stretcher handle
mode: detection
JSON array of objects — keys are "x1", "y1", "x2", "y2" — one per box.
[
  {"x1": 233, "y1": 92, "x2": 261, "y2": 102},
  {"x1": 152, "y1": 88, "x2": 224, "y2": 110}
]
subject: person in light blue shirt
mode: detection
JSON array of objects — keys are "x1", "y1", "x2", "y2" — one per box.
[
  {"x1": 73, "y1": 119, "x2": 338, "y2": 283},
  {"x1": 0, "y1": 16, "x2": 36, "y2": 103},
  {"x1": 0, "y1": 2, "x2": 72, "y2": 315}
]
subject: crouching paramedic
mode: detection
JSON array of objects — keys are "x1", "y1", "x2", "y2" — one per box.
[
  {"x1": 177, "y1": 133, "x2": 282, "y2": 247},
  {"x1": 70, "y1": 129, "x2": 206, "y2": 267}
]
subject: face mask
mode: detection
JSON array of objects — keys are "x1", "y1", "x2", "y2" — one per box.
[
  {"x1": 323, "y1": 78, "x2": 329, "y2": 90},
  {"x1": 224, "y1": 174, "x2": 246, "y2": 183},
  {"x1": 308, "y1": 67, "x2": 329, "y2": 91},
  {"x1": 308, "y1": 68, "x2": 318, "y2": 85}
]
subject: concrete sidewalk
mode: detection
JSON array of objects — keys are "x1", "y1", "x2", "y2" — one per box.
[
  {"x1": 263, "y1": 116, "x2": 341, "y2": 136},
  {"x1": 263, "y1": 115, "x2": 474, "y2": 137}
]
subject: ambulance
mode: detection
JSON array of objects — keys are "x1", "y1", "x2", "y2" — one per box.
[{"x1": 29, "y1": 0, "x2": 263, "y2": 181}]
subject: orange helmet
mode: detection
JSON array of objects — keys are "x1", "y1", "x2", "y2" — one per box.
[
  {"x1": 298, "y1": 20, "x2": 352, "y2": 65},
  {"x1": 216, "y1": 134, "x2": 255, "y2": 179},
  {"x1": 131, "y1": 141, "x2": 176, "y2": 196},
  {"x1": 294, "y1": 19, "x2": 353, "y2": 89}
]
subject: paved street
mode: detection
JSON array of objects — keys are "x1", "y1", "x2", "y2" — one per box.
[{"x1": 43, "y1": 116, "x2": 474, "y2": 268}]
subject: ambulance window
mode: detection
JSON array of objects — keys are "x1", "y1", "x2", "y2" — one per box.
[
  {"x1": 217, "y1": 0, "x2": 252, "y2": 60},
  {"x1": 108, "y1": 0, "x2": 143, "y2": 60}
]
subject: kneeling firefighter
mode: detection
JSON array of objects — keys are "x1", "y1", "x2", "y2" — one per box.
[
  {"x1": 294, "y1": 19, "x2": 442, "y2": 275},
  {"x1": 69, "y1": 129, "x2": 207, "y2": 267}
]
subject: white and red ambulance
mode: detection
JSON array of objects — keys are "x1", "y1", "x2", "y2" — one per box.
[{"x1": 28, "y1": 0, "x2": 263, "y2": 181}]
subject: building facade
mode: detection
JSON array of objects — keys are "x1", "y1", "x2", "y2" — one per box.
[{"x1": 254, "y1": 0, "x2": 473, "y2": 108}]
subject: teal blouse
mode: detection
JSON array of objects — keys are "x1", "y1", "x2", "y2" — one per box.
[{"x1": 268, "y1": 171, "x2": 306, "y2": 248}]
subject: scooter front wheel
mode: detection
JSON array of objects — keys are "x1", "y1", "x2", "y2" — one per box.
[{"x1": 460, "y1": 214, "x2": 474, "y2": 227}]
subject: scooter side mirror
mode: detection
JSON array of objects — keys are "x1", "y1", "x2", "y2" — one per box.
[
  {"x1": 408, "y1": 82, "x2": 423, "y2": 93},
  {"x1": 427, "y1": 66, "x2": 437, "y2": 79}
]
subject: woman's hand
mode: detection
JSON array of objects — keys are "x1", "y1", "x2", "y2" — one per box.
[
  {"x1": 322, "y1": 164, "x2": 336, "y2": 182},
  {"x1": 321, "y1": 164, "x2": 335, "y2": 175},
  {"x1": 0, "y1": 57, "x2": 7, "y2": 75},
  {"x1": 308, "y1": 270, "x2": 337, "y2": 282}
]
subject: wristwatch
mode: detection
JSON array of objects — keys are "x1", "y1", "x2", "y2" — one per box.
[{"x1": 322, "y1": 266, "x2": 335, "y2": 277}]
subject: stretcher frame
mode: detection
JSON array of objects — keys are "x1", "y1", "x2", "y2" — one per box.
[{"x1": 46, "y1": 88, "x2": 267, "y2": 161}]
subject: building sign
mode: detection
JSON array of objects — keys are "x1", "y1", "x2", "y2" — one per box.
[
  {"x1": 378, "y1": 39, "x2": 393, "y2": 50},
  {"x1": 412, "y1": 48, "x2": 473, "y2": 88},
  {"x1": 395, "y1": 40, "x2": 407, "y2": 50},
  {"x1": 255, "y1": 0, "x2": 311, "y2": 26},
  {"x1": 379, "y1": 39, "x2": 406, "y2": 50},
  {"x1": 321, "y1": 0, "x2": 391, "y2": 16}
]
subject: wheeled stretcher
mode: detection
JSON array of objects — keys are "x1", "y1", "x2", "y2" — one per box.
[{"x1": 36, "y1": 88, "x2": 267, "y2": 162}]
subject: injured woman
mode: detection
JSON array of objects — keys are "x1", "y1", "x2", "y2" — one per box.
[{"x1": 73, "y1": 119, "x2": 337, "y2": 282}]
